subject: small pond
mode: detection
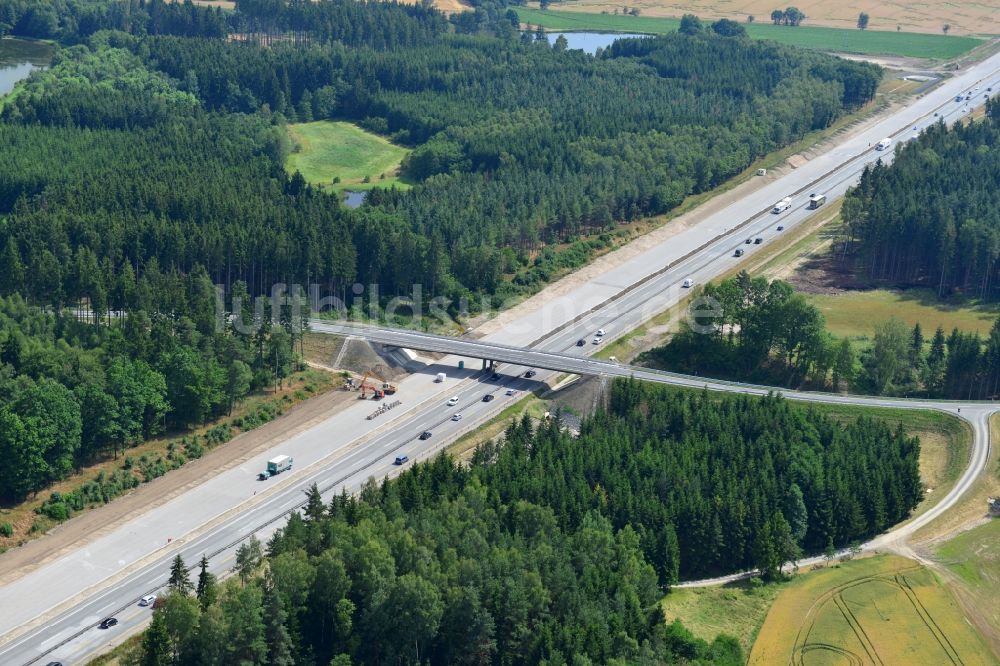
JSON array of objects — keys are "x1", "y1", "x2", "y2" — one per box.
[
  {"x1": 0, "y1": 38, "x2": 53, "y2": 97},
  {"x1": 541, "y1": 31, "x2": 650, "y2": 55},
  {"x1": 343, "y1": 190, "x2": 368, "y2": 209}
]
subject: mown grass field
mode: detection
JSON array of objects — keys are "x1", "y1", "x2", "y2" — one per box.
[
  {"x1": 285, "y1": 121, "x2": 411, "y2": 192},
  {"x1": 805, "y1": 289, "x2": 999, "y2": 340},
  {"x1": 515, "y1": 8, "x2": 983, "y2": 59},
  {"x1": 749, "y1": 554, "x2": 996, "y2": 665},
  {"x1": 662, "y1": 581, "x2": 786, "y2": 654}
]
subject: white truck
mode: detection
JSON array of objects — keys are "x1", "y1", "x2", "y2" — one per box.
[
  {"x1": 771, "y1": 197, "x2": 792, "y2": 214},
  {"x1": 259, "y1": 455, "x2": 293, "y2": 480},
  {"x1": 876, "y1": 138, "x2": 892, "y2": 151}
]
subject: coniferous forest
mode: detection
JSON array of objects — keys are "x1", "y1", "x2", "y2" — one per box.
[
  {"x1": 135, "y1": 381, "x2": 920, "y2": 665},
  {"x1": 0, "y1": 0, "x2": 881, "y2": 305},
  {"x1": 842, "y1": 101, "x2": 1000, "y2": 301},
  {"x1": 0, "y1": 2, "x2": 935, "y2": 663},
  {"x1": 0, "y1": 0, "x2": 882, "y2": 503}
]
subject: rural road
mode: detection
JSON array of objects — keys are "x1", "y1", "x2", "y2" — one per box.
[{"x1": 4, "y1": 47, "x2": 1000, "y2": 666}]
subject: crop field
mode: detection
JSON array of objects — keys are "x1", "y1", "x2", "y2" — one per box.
[
  {"x1": 515, "y1": 8, "x2": 984, "y2": 59},
  {"x1": 936, "y1": 520, "x2": 1000, "y2": 653},
  {"x1": 805, "y1": 289, "x2": 998, "y2": 340},
  {"x1": 285, "y1": 121, "x2": 410, "y2": 192},
  {"x1": 522, "y1": 0, "x2": 997, "y2": 37},
  {"x1": 749, "y1": 554, "x2": 995, "y2": 665}
]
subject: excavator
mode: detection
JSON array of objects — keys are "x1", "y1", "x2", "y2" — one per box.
[{"x1": 357, "y1": 369, "x2": 398, "y2": 400}]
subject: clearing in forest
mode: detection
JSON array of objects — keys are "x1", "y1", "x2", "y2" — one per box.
[
  {"x1": 804, "y1": 289, "x2": 998, "y2": 340},
  {"x1": 515, "y1": 8, "x2": 984, "y2": 59},
  {"x1": 749, "y1": 554, "x2": 996, "y2": 665},
  {"x1": 285, "y1": 121, "x2": 411, "y2": 192}
]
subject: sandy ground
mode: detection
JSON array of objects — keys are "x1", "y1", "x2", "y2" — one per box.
[{"x1": 541, "y1": 0, "x2": 1000, "y2": 36}]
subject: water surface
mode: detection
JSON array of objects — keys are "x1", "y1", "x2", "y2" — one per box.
[
  {"x1": 542, "y1": 31, "x2": 649, "y2": 55},
  {"x1": 0, "y1": 38, "x2": 53, "y2": 97},
  {"x1": 343, "y1": 190, "x2": 368, "y2": 209}
]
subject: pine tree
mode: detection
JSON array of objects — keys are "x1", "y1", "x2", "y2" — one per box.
[
  {"x1": 0, "y1": 237, "x2": 24, "y2": 295},
  {"x1": 661, "y1": 522, "x2": 681, "y2": 586},
  {"x1": 195, "y1": 555, "x2": 217, "y2": 609},
  {"x1": 141, "y1": 609, "x2": 173, "y2": 666},
  {"x1": 234, "y1": 535, "x2": 263, "y2": 584},
  {"x1": 264, "y1": 583, "x2": 295, "y2": 666},
  {"x1": 304, "y1": 482, "x2": 325, "y2": 522},
  {"x1": 168, "y1": 554, "x2": 192, "y2": 595},
  {"x1": 783, "y1": 483, "x2": 809, "y2": 545},
  {"x1": 924, "y1": 326, "x2": 947, "y2": 394}
]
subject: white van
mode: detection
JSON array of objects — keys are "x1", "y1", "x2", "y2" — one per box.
[
  {"x1": 140, "y1": 594, "x2": 157, "y2": 607},
  {"x1": 682, "y1": 278, "x2": 694, "y2": 288},
  {"x1": 876, "y1": 138, "x2": 892, "y2": 151}
]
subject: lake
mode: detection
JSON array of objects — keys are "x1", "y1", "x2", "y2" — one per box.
[
  {"x1": 542, "y1": 31, "x2": 649, "y2": 55},
  {"x1": 343, "y1": 191, "x2": 368, "y2": 209},
  {"x1": 0, "y1": 38, "x2": 53, "y2": 97}
]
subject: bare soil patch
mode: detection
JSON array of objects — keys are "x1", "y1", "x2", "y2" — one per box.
[{"x1": 786, "y1": 251, "x2": 864, "y2": 295}]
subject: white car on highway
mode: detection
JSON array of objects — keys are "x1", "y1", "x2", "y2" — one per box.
[
  {"x1": 451, "y1": 413, "x2": 462, "y2": 422},
  {"x1": 446, "y1": 396, "x2": 459, "y2": 406},
  {"x1": 682, "y1": 277, "x2": 694, "y2": 288}
]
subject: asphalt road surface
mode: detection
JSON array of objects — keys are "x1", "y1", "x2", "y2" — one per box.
[{"x1": 4, "y1": 53, "x2": 1000, "y2": 666}]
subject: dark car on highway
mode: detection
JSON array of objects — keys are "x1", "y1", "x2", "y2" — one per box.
[
  {"x1": 524, "y1": 370, "x2": 536, "y2": 378},
  {"x1": 394, "y1": 455, "x2": 409, "y2": 465},
  {"x1": 776, "y1": 225, "x2": 784, "y2": 231},
  {"x1": 576, "y1": 338, "x2": 586, "y2": 346},
  {"x1": 734, "y1": 248, "x2": 744, "y2": 257},
  {"x1": 744, "y1": 238, "x2": 753, "y2": 244},
  {"x1": 99, "y1": 617, "x2": 118, "y2": 629},
  {"x1": 418, "y1": 431, "x2": 432, "y2": 440},
  {"x1": 490, "y1": 372, "x2": 501, "y2": 380},
  {"x1": 482, "y1": 394, "x2": 495, "y2": 402},
  {"x1": 754, "y1": 237, "x2": 763, "y2": 245}
]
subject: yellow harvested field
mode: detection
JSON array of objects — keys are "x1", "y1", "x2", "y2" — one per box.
[
  {"x1": 750, "y1": 555, "x2": 996, "y2": 665},
  {"x1": 540, "y1": 0, "x2": 999, "y2": 36},
  {"x1": 191, "y1": 0, "x2": 235, "y2": 8},
  {"x1": 396, "y1": 0, "x2": 471, "y2": 12}
]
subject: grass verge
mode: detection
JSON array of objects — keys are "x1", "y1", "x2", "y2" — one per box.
[
  {"x1": 516, "y1": 8, "x2": 983, "y2": 59},
  {"x1": 749, "y1": 554, "x2": 996, "y2": 665},
  {"x1": 935, "y1": 519, "x2": 1000, "y2": 654},
  {"x1": 445, "y1": 393, "x2": 549, "y2": 459},
  {"x1": 0, "y1": 368, "x2": 337, "y2": 553},
  {"x1": 914, "y1": 413, "x2": 1000, "y2": 543},
  {"x1": 285, "y1": 120, "x2": 411, "y2": 192},
  {"x1": 662, "y1": 579, "x2": 787, "y2": 655}
]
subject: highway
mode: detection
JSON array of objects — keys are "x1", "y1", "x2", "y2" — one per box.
[{"x1": 4, "y1": 52, "x2": 1000, "y2": 666}]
